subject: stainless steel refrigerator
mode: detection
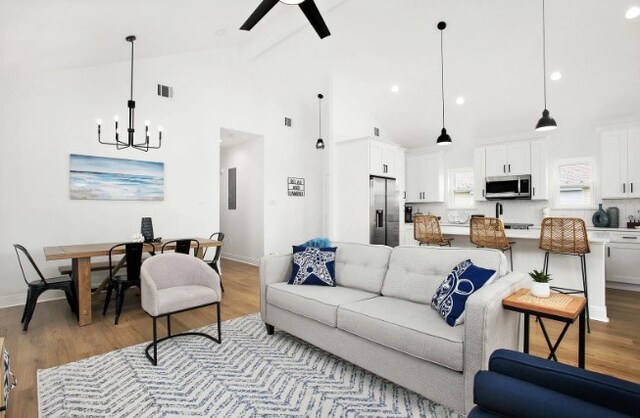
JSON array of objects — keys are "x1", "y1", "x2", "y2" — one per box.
[{"x1": 370, "y1": 176, "x2": 400, "y2": 247}]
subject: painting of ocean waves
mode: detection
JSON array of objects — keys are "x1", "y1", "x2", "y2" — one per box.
[{"x1": 70, "y1": 154, "x2": 164, "y2": 201}]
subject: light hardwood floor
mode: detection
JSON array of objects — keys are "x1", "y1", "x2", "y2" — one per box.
[{"x1": 0, "y1": 259, "x2": 638, "y2": 418}]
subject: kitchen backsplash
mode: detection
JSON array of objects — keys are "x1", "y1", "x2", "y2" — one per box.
[{"x1": 408, "y1": 199, "x2": 640, "y2": 227}]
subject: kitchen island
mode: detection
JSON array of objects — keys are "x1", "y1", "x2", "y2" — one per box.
[{"x1": 403, "y1": 222, "x2": 640, "y2": 322}]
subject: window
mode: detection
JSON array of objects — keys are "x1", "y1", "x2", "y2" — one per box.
[
  {"x1": 554, "y1": 158, "x2": 595, "y2": 208},
  {"x1": 448, "y1": 168, "x2": 475, "y2": 208}
]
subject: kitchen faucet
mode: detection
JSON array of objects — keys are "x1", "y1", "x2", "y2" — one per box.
[{"x1": 495, "y1": 202, "x2": 503, "y2": 219}]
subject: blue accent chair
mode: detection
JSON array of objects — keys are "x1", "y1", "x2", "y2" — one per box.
[{"x1": 469, "y1": 349, "x2": 640, "y2": 418}]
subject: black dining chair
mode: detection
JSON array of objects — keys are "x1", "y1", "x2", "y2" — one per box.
[
  {"x1": 102, "y1": 242, "x2": 146, "y2": 325},
  {"x1": 161, "y1": 239, "x2": 200, "y2": 257},
  {"x1": 13, "y1": 244, "x2": 77, "y2": 331},
  {"x1": 204, "y1": 232, "x2": 225, "y2": 292}
]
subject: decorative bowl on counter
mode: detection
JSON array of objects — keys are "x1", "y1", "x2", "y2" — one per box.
[{"x1": 447, "y1": 211, "x2": 470, "y2": 224}]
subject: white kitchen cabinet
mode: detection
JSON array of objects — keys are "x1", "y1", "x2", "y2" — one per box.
[
  {"x1": 601, "y1": 127, "x2": 640, "y2": 199},
  {"x1": 484, "y1": 142, "x2": 531, "y2": 177},
  {"x1": 606, "y1": 243, "x2": 640, "y2": 286},
  {"x1": 370, "y1": 140, "x2": 397, "y2": 177},
  {"x1": 473, "y1": 147, "x2": 487, "y2": 201},
  {"x1": 405, "y1": 152, "x2": 444, "y2": 203},
  {"x1": 333, "y1": 137, "x2": 404, "y2": 244},
  {"x1": 530, "y1": 140, "x2": 548, "y2": 200}
]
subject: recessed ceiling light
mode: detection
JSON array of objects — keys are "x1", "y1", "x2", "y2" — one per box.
[
  {"x1": 455, "y1": 96, "x2": 465, "y2": 105},
  {"x1": 550, "y1": 71, "x2": 562, "y2": 81},
  {"x1": 391, "y1": 85, "x2": 400, "y2": 93},
  {"x1": 625, "y1": 6, "x2": 640, "y2": 19}
]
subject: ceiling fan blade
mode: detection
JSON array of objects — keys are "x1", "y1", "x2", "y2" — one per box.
[
  {"x1": 298, "y1": 0, "x2": 331, "y2": 39},
  {"x1": 240, "y1": 0, "x2": 280, "y2": 31}
]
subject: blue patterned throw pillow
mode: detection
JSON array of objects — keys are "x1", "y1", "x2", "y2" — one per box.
[
  {"x1": 431, "y1": 259, "x2": 497, "y2": 326},
  {"x1": 289, "y1": 245, "x2": 337, "y2": 286}
]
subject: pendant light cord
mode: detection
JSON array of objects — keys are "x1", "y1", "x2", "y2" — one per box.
[
  {"x1": 318, "y1": 96, "x2": 322, "y2": 138},
  {"x1": 440, "y1": 28, "x2": 445, "y2": 127},
  {"x1": 542, "y1": 0, "x2": 547, "y2": 109},
  {"x1": 130, "y1": 39, "x2": 135, "y2": 101}
]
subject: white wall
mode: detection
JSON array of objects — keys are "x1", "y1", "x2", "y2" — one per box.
[
  {"x1": 0, "y1": 39, "x2": 330, "y2": 307},
  {"x1": 220, "y1": 138, "x2": 264, "y2": 265}
]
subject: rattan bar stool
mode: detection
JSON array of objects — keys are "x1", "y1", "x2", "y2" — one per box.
[
  {"x1": 470, "y1": 217, "x2": 515, "y2": 271},
  {"x1": 413, "y1": 214, "x2": 453, "y2": 247},
  {"x1": 539, "y1": 217, "x2": 591, "y2": 332}
]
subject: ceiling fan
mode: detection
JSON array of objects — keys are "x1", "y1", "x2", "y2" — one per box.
[{"x1": 240, "y1": 0, "x2": 331, "y2": 39}]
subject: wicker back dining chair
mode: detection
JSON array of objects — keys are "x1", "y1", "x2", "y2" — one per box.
[
  {"x1": 470, "y1": 217, "x2": 515, "y2": 270},
  {"x1": 13, "y1": 244, "x2": 77, "y2": 331},
  {"x1": 102, "y1": 242, "x2": 147, "y2": 325},
  {"x1": 539, "y1": 217, "x2": 591, "y2": 331},
  {"x1": 413, "y1": 215, "x2": 453, "y2": 247},
  {"x1": 161, "y1": 239, "x2": 200, "y2": 257},
  {"x1": 204, "y1": 232, "x2": 225, "y2": 292}
]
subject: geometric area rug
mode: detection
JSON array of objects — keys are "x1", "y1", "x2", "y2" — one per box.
[{"x1": 38, "y1": 313, "x2": 463, "y2": 417}]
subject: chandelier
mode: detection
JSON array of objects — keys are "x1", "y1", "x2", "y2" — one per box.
[{"x1": 97, "y1": 35, "x2": 162, "y2": 151}]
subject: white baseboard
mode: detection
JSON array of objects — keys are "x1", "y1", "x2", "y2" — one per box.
[
  {"x1": 606, "y1": 281, "x2": 640, "y2": 292},
  {"x1": 222, "y1": 253, "x2": 260, "y2": 266},
  {"x1": 0, "y1": 290, "x2": 66, "y2": 310},
  {"x1": 589, "y1": 305, "x2": 609, "y2": 323}
]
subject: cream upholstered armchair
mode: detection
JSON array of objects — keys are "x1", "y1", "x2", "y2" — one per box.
[{"x1": 140, "y1": 253, "x2": 222, "y2": 365}]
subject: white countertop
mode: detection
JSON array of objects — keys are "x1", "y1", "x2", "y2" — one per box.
[{"x1": 404, "y1": 222, "x2": 633, "y2": 243}]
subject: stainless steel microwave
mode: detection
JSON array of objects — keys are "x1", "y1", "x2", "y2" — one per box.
[{"x1": 485, "y1": 175, "x2": 531, "y2": 200}]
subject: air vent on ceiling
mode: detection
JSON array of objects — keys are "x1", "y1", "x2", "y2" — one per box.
[
  {"x1": 284, "y1": 117, "x2": 292, "y2": 127},
  {"x1": 157, "y1": 84, "x2": 173, "y2": 98},
  {"x1": 374, "y1": 127, "x2": 380, "y2": 137}
]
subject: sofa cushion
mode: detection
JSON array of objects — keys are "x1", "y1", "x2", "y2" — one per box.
[
  {"x1": 337, "y1": 296, "x2": 465, "y2": 372},
  {"x1": 381, "y1": 246, "x2": 508, "y2": 304},
  {"x1": 289, "y1": 246, "x2": 337, "y2": 286},
  {"x1": 267, "y1": 282, "x2": 378, "y2": 327},
  {"x1": 333, "y1": 242, "x2": 393, "y2": 293}
]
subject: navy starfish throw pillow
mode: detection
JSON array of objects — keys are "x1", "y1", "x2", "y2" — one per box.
[
  {"x1": 289, "y1": 245, "x2": 337, "y2": 286},
  {"x1": 431, "y1": 259, "x2": 496, "y2": 326}
]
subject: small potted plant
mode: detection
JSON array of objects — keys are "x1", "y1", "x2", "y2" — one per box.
[{"x1": 529, "y1": 269, "x2": 552, "y2": 298}]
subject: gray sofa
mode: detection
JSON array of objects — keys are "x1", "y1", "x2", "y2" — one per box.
[{"x1": 260, "y1": 243, "x2": 528, "y2": 414}]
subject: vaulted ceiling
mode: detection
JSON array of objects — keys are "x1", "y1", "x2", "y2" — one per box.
[{"x1": 2, "y1": 0, "x2": 639, "y2": 147}]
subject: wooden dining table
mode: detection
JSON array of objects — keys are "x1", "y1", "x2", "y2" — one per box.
[{"x1": 43, "y1": 238, "x2": 223, "y2": 326}]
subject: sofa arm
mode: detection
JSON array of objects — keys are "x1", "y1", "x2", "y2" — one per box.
[
  {"x1": 487, "y1": 349, "x2": 640, "y2": 416},
  {"x1": 259, "y1": 254, "x2": 293, "y2": 322},
  {"x1": 472, "y1": 370, "x2": 629, "y2": 418},
  {"x1": 463, "y1": 271, "x2": 529, "y2": 413}
]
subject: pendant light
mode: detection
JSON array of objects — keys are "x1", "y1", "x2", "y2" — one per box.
[
  {"x1": 315, "y1": 93, "x2": 325, "y2": 150},
  {"x1": 97, "y1": 35, "x2": 163, "y2": 151},
  {"x1": 436, "y1": 21, "x2": 452, "y2": 145},
  {"x1": 535, "y1": 0, "x2": 558, "y2": 131}
]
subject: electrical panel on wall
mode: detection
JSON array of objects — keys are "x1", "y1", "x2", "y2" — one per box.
[
  {"x1": 157, "y1": 84, "x2": 173, "y2": 98},
  {"x1": 284, "y1": 117, "x2": 292, "y2": 127}
]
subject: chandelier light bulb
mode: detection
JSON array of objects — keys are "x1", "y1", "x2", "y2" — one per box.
[
  {"x1": 145, "y1": 120, "x2": 150, "y2": 126},
  {"x1": 114, "y1": 116, "x2": 118, "y2": 122},
  {"x1": 158, "y1": 126, "x2": 163, "y2": 132},
  {"x1": 97, "y1": 119, "x2": 102, "y2": 125}
]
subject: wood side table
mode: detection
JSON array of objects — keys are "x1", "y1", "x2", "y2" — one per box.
[{"x1": 503, "y1": 288, "x2": 587, "y2": 368}]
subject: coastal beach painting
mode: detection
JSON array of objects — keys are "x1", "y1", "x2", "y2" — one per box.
[{"x1": 69, "y1": 154, "x2": 164, "y2": 201}]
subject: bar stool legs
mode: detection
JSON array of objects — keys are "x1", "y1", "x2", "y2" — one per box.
[{"x1": 543, "y1": 251, "x2": 590, "y2": 333}]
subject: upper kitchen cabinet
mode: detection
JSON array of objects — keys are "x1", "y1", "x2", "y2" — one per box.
[
  {"x1": 370, "y1": 140, "x2": 399, "y2": 177},
  {"x1": 485, "y1": 142, "x2": 531, "y2": 177},
  {"x1": 475, "y1": 138, "x2": 547, "y2": 200},
  {"x1": 530, "y1": 140, "x2": 548, "y2": 200},
  {"x1": 474, "y1": 147, "x2": 487, "y2": 201},
  {"x1": 601, "y1": 126, "x2": 640, "y2": 199},
  {"x1": 405, "y1": 152, "x2": 444, "y2": 203}
]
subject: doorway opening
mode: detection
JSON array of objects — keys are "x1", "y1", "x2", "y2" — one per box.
[{"x1": 219, "y1": 128, "x2": 264, "y2": 265}]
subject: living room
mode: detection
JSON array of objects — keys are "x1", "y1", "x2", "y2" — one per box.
[{"x1": 1, "y1": 0, "x2": 639, "y2": 417}]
